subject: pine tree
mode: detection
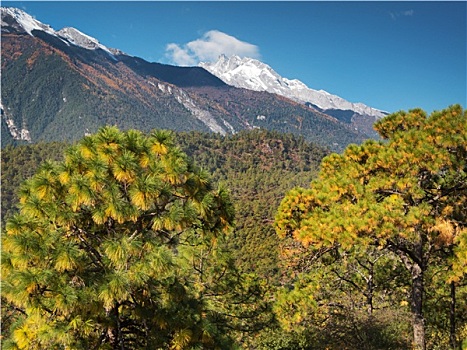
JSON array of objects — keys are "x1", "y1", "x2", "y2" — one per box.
[
  {"x1": 1, "y1": 126, "x2": 244, "y2": 349},
  {"x1": 275, "y1": 105, "x2": 467, "y2": 349}
]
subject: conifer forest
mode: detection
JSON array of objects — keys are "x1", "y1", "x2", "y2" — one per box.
[{"x1": 2, "y1": 105, "x2": 467, "y2": 349}]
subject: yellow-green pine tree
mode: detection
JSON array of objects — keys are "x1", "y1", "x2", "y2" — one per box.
[{"x1": 276, "y1": 105, "x2": 467, "y2": 350}]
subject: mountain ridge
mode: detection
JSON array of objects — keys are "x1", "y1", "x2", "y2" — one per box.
[
  {"x1": 200, "y1": 55, "x2": 388, "y2": 138},
  {"x1": 1, "y1": 7, "x2": 370, "y2": 151},
  {"x1": 200, "y1": 54, "x2": 387, "y2": 118},
  {"x1": 1, "y1": 7, "x2": 119, "y2": 56}
]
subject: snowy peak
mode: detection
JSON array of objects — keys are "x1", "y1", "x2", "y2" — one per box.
[
  {"x1": 56, "y1": 27, "x2": 115, "y2": 55},
  {"x1": 1, "y1": 7, "x2": 117, "y2": 55},
  {"x1": 200, "y1": 55, "x2": 387, "y2": 119},
  {"x1": 1, "y1": 7, "x2": 55, "y2": 36},
  {"x1": 201, "y1": 55, "x2": 284, "y2": 92}
]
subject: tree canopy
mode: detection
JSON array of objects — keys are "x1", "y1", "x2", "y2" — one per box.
[
  {"x1": 275, "y1": 105, "x2": 467, "y2": 349},
  {"x1": 3, "y1": 114, "x2": 466, "y2": 348},
  {"x1": 1, "y1": 126, "x2": 264, "y2": 349}
]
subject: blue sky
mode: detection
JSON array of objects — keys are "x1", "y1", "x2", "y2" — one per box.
[{"x1": 4, "y1": 1, "x2": 466, "y2": 114}]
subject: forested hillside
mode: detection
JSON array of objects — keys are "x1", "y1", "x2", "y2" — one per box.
[
  {"x1": 1, "y1": 129, "x2": 328, "y2": 348},
  {"x1": 2, "y1": 130, "x2": 327, "y2": 282},
  {"x1": 1, "y1": 6, "x2": 370, "y2": 151},
  {"x1": 178, "y1": 130, "x2": 329, "y2": 280},
  {"x1": 2, "y1": 116, "x2": 466, "y2": 349}
]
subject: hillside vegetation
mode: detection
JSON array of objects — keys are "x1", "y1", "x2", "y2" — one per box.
[
  {"x1": 2, "y1": 28, "x2": 368, "y2": 151},
  {"x1": 2, "y1": 114, "x2": 467, "y2": 349},
  {"x1": 2, "y1": 130, "x2": 327, "y2": 282}
]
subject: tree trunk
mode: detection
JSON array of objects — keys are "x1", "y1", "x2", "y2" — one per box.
[
  {"x1": 394, "y1": 232, "x2": 427, "y2": 350},
  {"x1": 109, "y1": 303, "x2": 125, "y2": 350},
  {"x1": 411, "y1": 261, "x2": 425, "y2": 350},
  {"x1": 393, "y1": 241, "x2": 426, "y2": 350},
  {"x1": 450, "y1": 281, "x2": 457, "y2": 349},
  {"x1": 366, "y1": 267, "x2": 374, "y2": 316}
]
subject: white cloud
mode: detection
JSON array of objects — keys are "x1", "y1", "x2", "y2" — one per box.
[
  {"x1": 165, "y1": 30, "x2": 260, "y2": 66},
  {"x1": 165, "y1": 43, "x2": 197, "y2": 66}
]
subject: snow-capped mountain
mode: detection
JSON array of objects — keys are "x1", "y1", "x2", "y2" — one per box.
[
  {"x1": 1, "y1": 7, "x2": 55, "y2": 36},
  {"x1": 200, "y1": 55, "x2": 387, "y2": 119},
  {"x1": 1, "y1": 7, "x2": 118, "y2": 56},
  {"x1": 2, "y1": 6, "x2": 371, "y2": 151}
]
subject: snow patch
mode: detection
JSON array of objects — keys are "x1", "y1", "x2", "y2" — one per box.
[
  {"x1": 57, "y1": 27, "x2": 116, "y2": 57},
  {"x1": 157, "y1": 83, "x2": 172, "y2": 94}
]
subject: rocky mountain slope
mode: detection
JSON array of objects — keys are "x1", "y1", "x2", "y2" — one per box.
[{"x1": 1, "y1": 7, "x2": 370, "y2": 151}]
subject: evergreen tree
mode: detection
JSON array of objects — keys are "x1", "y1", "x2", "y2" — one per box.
[
  {"x1": 275, "y1": 105, "x2": 467, "y2": 349},
  {"x1": 1, "y1": 126, "x2": 259, "y2": 349}
]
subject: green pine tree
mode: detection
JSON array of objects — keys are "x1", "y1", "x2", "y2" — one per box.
[{"x1": 1, "y1": 126, "x2": 259, "y2": 349}]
